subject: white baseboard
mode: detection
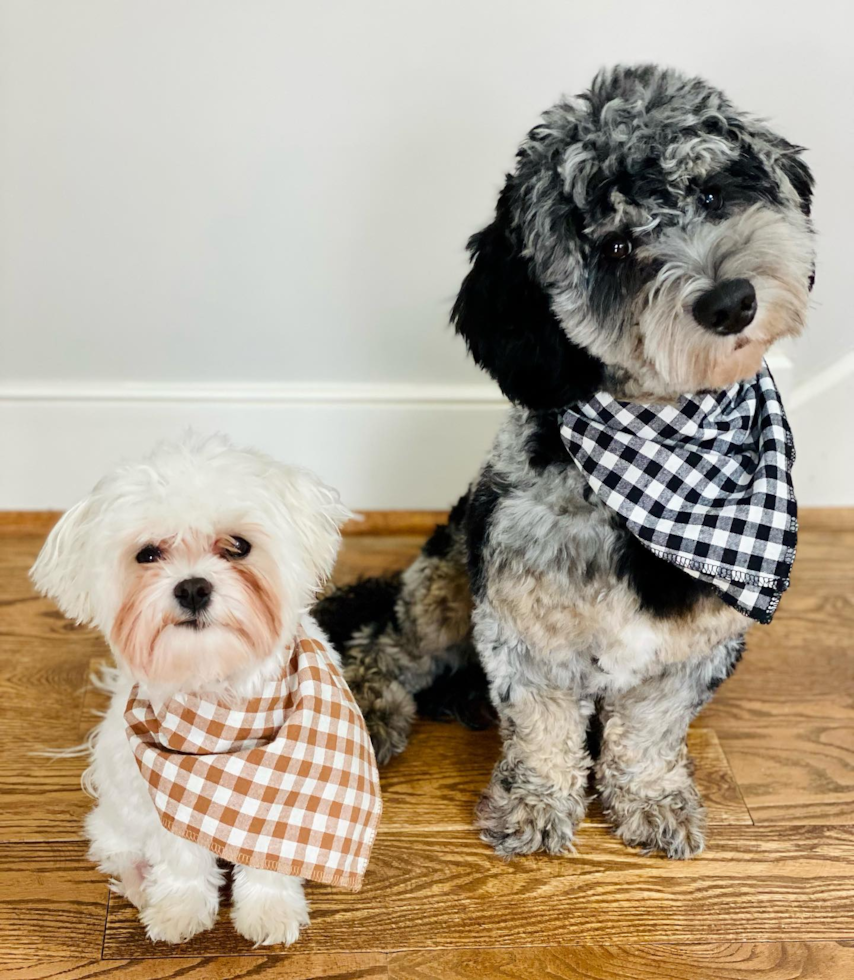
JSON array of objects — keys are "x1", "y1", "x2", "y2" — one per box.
[
  {"x1": 0, "y1": 381, "x2": 508, "y2": 510},
  {"x1": 0, "y1": 353, "x2": 804, "y2": 511}
]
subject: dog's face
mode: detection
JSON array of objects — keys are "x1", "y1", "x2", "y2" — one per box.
[
  {"x1": 31, "y1": 436, "x2": 351, "y2": 691},
  {"x1": 453, "y1": 65, "x2": 815, "y2": 405}
]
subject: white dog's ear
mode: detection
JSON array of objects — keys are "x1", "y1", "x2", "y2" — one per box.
[
  {"x1": 30, "y1": 496, "x2": 99, "y2": 624},
  {"x1": 267, "y1": 464, "x2": 355, "y2": 589}
]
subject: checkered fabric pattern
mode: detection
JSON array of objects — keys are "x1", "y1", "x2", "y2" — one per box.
[
  {"x1": 125, "y1": 626, "x2": 382, "y2": 890},
  {"x1": 560, "y1": 363, "x2": 797, "y2": 624}
]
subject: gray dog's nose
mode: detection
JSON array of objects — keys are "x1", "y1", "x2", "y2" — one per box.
[
  {"x1": 692, "y1": 278, "x2": 757, "y2": 335},
  {"x1": 173, "y1": 577, "x2": 212, "y2": 614}
]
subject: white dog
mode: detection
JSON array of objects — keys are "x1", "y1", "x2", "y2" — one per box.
[{"x1": 30, "y1": 434, "x2": 371, "y2": 946}]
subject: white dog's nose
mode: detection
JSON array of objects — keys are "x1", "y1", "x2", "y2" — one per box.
[{"x1": 173, "y1": 577, "x2": 212, "y2": 614}]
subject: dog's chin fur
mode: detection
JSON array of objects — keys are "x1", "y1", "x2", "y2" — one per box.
[{"x1": 30, "y1": 433, "x2": 352, "y2": 945}]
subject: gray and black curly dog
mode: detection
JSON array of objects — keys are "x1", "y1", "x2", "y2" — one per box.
[{"x1": 316, "y1": 65, "x2": 815, "y2": 860}]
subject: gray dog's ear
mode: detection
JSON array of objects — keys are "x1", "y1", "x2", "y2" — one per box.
[
  {"x1": 779, "y1": 148, "x2": 814, "y2": 218},
  {"x1": 451, "y1": 179, "x2": 604, "y2": 410},
  {"x1": 30, "y1": 496, "x2": 99, "y2": 625}
]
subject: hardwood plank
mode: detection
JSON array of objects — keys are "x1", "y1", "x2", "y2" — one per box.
[
  {"x1": 331, "y1": 536, "x2": 426, "y2": 585},
  {"x1": 3, "y1": 507, "x2": 851, "y2": 535},
  {"x1": 0, "y1": 634, "x2": 97, "y2": 842},
  {"x1": 102, "y1": 825, "x2": 854, "y2": 956},
  {"x1": 797, "y1": 509, "x2": 854, "y2": 531},
  {"x1": 389, "y1": 942, "x2": 854, "y2": 980},
  {"x1": 342, "y1": 512, "x2": 446, "y2": 537},
  {"x1": 0, "y1": 842, "x2": 108, "y2": 961},
  {"x1": 0, "y1": 955, "x2": 388, "y2": 979},
  {"x1": 719, "y1": 724, "x2": 854, "y2": 824},
  {"x1": 702, "y1": 644, "x2": 854, "y2": 728},
  {"x1": 0, "y1": 512, "x2": 61, "y2": 534},
  {"x1": 381, "y1": 722, "x2": 750, "y2": 830},
  {"x1": 0, "y1": 754, "x2": 89, "y2": 843}
]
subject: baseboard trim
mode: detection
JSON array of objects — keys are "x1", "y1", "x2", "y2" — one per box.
[
  {"x1": 0, "y1": 380, "x2": 506, "y2": 406},
  {"x1": 0, "y1": 353, "x2": 796, "y2": 407}
]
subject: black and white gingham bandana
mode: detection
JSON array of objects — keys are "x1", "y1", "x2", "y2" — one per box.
[{"x1": 560, "y1": 363, "x2": 797, "y2": 624}]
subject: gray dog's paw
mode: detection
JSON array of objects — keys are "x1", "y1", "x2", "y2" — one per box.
[
  {"x1": 603, "y1": 785, "x2": 706, "y2": 859},
  {"x1": 475, "y1": 762, "x2": 586, "y2": 858}
]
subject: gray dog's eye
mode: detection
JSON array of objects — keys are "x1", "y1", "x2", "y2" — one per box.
[
  {"x1": 601, "y1": 233, "x2": 632, "y2": 260},
  {"x1": 700, "y1": 186, "x2": 724, "y2": 211}
]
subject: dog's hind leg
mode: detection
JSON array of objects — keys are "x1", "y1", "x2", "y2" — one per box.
[{"x1": 315, "y1": 494, "x2": 480, "y2": 763}]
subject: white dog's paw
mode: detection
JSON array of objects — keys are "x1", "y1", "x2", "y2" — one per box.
[
  {"x1": 140, "y1": 888, "x2": 219, "y2": 944},
  {"x1": 231, "y1": 868, "x2": 309, "y2": 947}
]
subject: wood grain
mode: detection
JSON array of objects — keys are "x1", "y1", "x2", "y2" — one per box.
[
  {"x1": 719, "y1": 724, "x2": 854, "y2": 824},
  {"x1": 4, "y1": 507, "x2": 852, "y2": 536},
  {"x1": 0, "y1": 955, "x2": 387, "y2": 979},
  {"x1": 380, "y1": 722, "x2": 750, "y2": 830},
  {"x1": 331, "y1": 536, "x2": 426, "y2": 584},
  {"x1": 389, "y1": 942, "x2": 854, "y2": 980},
  {"x1": 0, "y1": 842, "x2": 108, "y2": 961},
  {"x1": 103, "y1": 825, "x2": 854, "y2": 956}
]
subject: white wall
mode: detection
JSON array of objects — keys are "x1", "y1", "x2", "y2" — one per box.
[{"x1": 1, "y1": 0, "x2": 851, "y2": 508}]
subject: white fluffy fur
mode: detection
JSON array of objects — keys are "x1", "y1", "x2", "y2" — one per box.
[{"x1": 31, "y1": 433, "x2": 352, "y2": 946}]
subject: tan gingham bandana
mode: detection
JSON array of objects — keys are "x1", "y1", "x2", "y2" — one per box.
[{"x1": 124, "y1": 628, "x2": 382, "y2": 890}]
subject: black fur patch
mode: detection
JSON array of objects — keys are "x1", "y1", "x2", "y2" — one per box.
[
  {"x1": 423, "y1": 491, "x2": 471, "y2": 559},
  {"x1": 415, "y1": 660, "x2": 496, "y2": 730},
  {"x1": 447, "y1": 491, "x2": 470, "y2": 528},
  {"x1": 312, "y1": 574, "x2": 402, "y2": 650},
  {"x1": 451, "y1": 181, "x2": 605, "y2": 411},
  {"x1": 465, "y1": 467, "x2": 508, "y2": 600},
  {"x1": 526, "y1": 411, "x2": 571, "y2": 472},
  {"x1": 422, "y1": 522, "x2": 453, "y2": 560},
  {"x1": 780, "y1": 151, "x2": 814, "y2": 217},
  {"x1": 702, "y1": 145, "x2": 783, "y2": 217},
  {"x1": 585, "y1": 157, "x2": 678, "y2": 224},
  {"x1": 587, "y1": 238, "x2": 648, "y2": 330},
  {"x1": 586, "y1": 706, "x2": 604, "y2": 761},
  {"x1": 615, "y1": 524, "x2": 715, "y2": 617}
]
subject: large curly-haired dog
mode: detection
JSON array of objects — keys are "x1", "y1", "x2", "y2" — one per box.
[{"x1": 317, "y1": 65, "x2": 815, "y2": 860}]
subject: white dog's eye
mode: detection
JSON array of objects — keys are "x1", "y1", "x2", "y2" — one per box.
[
  {"x1": 135, "y1": 544, "x2": 163, "y2": 564},
  {"x1": 222, "y1": 536, "x2": 252, "y2": 560}
]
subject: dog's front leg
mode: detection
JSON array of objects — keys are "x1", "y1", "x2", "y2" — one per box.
[
  {"x1": 230, "y1": 867, "x2": 309, "y2": 946},
  {"x1": 596, "y1": 662, "x2": 712, "y2": 859},
  {"x1": 476, "y1": 682, "x2": 593, "y2": 858},
  {"x1": 473, "y1": 612, "x2": 593, "y2": 857},
  {"x1": 136, "y1": 832, "x2": 225, "y2": 943}
]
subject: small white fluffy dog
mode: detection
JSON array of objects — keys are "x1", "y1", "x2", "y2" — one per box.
[{"x1": 31, "y1": 434, "x2": 353, "y2": 945}]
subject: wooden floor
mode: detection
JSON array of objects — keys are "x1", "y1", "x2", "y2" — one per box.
[{"x1": 2, "y1": 512, "x2": 853, "y2": 979}]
